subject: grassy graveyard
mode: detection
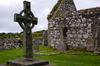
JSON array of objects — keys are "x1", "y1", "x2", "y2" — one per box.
[{"x1": 0, "y1": 45, "x2": 100, "y2": 66}]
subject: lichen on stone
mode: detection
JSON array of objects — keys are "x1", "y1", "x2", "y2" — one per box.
[{"x1": 47, "y1": 0, "x2": 62, "y2": 20}]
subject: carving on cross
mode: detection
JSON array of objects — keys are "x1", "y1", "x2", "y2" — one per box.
[{"x1": 14, "y1": 1, "x2": 37, "y2": 30}]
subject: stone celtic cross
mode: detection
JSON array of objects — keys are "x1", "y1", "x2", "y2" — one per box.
[{"x1": 14, "y1": 1, "x2": 37, "y2": 58}]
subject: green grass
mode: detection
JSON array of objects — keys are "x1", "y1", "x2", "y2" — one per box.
[
  {"x1": 0, "y1": 47, "x2": 23, "y2": 64},
  {"x1": 39, "y1": 45, "x2": 53, "y2": 51},
  {"x1": 36, "y1": 51, "x2": 61, "y2": 54},
  {"x1": 37, "y1": 45, "x2": 61, "y2": 54},
  {"x1": 0, "y1": 45, "x2": 100, "y2": 66},
  {"x1": 66, "y1": 49, "x2": 93, "y2": 55}
]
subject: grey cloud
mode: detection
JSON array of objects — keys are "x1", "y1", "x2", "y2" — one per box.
[
  {"x1": 0, "y1": 0, "x2": 100, "y2": 33},
  {"x1": 74, "y1": 0, "x2": 100, "y2": 10}
]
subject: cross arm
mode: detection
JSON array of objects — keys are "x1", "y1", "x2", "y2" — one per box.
[
  {"x1": 32, "y1": 17, "x2": 38, "y2": 25},
  {"x1": 14, "y1": 13, "x2": 24, "y2": 22},
  {"x1": 30, "y1": 17, "x2": 38, "y2": 29},
  {"x1": 14, "y1": 13, "x2": 25, "y2": 30}
]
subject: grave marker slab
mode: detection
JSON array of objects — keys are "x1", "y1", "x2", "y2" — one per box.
[
  {"x1": 86, "y1": 38, "x2": 94, "y2": 51},
  {"x1": 33, "y1": 38, "x2": 39, "y2": 52},
  {"x1": 0, "y1": 38, "x2": 4, "y2": 50},
  {"x1": 42, "y1": 31, "x2": 48, "y2": 46}
]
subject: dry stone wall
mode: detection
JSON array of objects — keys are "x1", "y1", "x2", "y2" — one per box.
[
  {"x1": 0, "y1": 38, "x2": 22, "y2": 50},
  {"x1": 48, "y1": 7, "x2": 100, "y2": 49},
  {"x1": 0, "y1": 38, "x2": 4, "y2": 50},
  {"x1": 32, "y1": 38, "x2": 43, "y2": 45},
  {"x1": 0, "y1": 37, "x2": 43, "y2": 50}
]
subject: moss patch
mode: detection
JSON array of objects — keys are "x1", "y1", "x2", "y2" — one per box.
[{"x1": 47, "y1": 0, "x2": 62, "y2": 19}]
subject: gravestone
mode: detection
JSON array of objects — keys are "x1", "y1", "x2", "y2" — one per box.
[
  {"x1": 94, "y1": 25, "x2": 100, "y2": 54},
  {"x1": 16, "y1": 45, "x2": 20, "y2": 50},
  {"x1": 57, "y1": 22, "x2": 67, "y2": 51},
  {"x1": 86, "y1": 38, "x2": 94, "y2": 51},
  {"x1": 42, "y1": 31, "x2": 48, "y2": 46},
  {"x1": 33, "y1": 38, "x2": 39, "y2": 52},
  {"x1": 0, "y1": 38, "x2": 4, "y2": 50},
  {"x1": 6, "y1": 1, "x2": 49, "y2": 66}
]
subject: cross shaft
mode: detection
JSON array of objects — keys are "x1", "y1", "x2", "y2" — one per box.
[{"x1": 14, "y1": 1, "x2": 38, "y2": 58}]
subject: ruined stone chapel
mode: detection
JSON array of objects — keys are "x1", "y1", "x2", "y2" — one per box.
[{"x1": 47, "y1": 0, "x2": 100, "y2": 51}]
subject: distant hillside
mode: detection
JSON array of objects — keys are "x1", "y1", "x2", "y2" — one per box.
[
  {"x1": 0, "y1": 32, "x2": 23, "y2": 38},
  {"x1": 0, "y1": 30, "x2": 48, "y2": 38},
  {"x1": 32, "y1": 30, "x2": 48, "y2": 38}
]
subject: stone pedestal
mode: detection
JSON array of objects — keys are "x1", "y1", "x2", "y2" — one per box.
[{"x1": 6, "y1": 58, "x2": 49, "y2": 66}]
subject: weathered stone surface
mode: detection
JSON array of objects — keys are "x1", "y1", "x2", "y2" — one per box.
[
  {"x1": 42, "y1": 31, "x2": 48, "y2": 46},
  {"x1": 0, "y1": 38, "x2": 4, "y2": 50},
  {"x1": 56, "y1": 22, "x2": 67, "y2": 51},
  {"x1": 0, "y1": 63, "x2": 55, "y2": 66},
  {"x1": 6, "y1": 59, "x2": 49, "y2": 66},
  {"x1": 33, "y1": 38, "x2": 39, "y2": 52},
  {"x1": 0, "y1": 37, "x2": 43, "y2": 50},
  {"x1": 47, "y1": 0, "x2": 100, "y2": 50},
  {"x1": 57, "y1": 44, "x2": 67, "y2": 51},
  {"x1": 32, "y1": 38, "x2": 43, "y2": 45},
  {"x1": 0, "y1": 38, "x2": 22, "y2": 50},
  {"x1": 14, "y1": 1, "x2": 37, "y2": 58},
  {"x1": 5, "y1": 1, "x2": 50, "y2": 66},
  {"x1": 47, "y1": 0, "x2": 76, "y2": 20},
  {"x1": 16, "y1": 45, "x2": 20, "y2": 50},
  {"x1": 86, "y1": 38, "x2": 94, "y2": 52}
]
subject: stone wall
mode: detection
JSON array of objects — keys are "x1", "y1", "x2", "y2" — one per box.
[
  {"x1": 32, "y1": 38, "x2": 43, "y2": 45},
  {"x1": 0, "y1": 38, "x2": 22, "y2": 50},
  {"x1": 48, "y1": 7, "x2": 100, "y2": 49},
  {"x1": 0, "y1": 38, "x2": 4, "y2": 50},
  {"x1": 0, "y1": 37, "x2": 43, "y2": 50}
]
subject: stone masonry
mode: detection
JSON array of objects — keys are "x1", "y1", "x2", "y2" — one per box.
[
  {"x1": 47, "y1": 0, "x2": 100, "y2": 51},
  {"x1": 0, "y1": 37, "x2": 22, "y2": 50},
  {"x1": 0, "y1": 37, "x2": 43, "y2": 50}
]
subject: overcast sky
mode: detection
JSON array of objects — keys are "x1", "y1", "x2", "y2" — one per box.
[{"x1": 0, "y1": 0, "x2": 100, "y2": 33}]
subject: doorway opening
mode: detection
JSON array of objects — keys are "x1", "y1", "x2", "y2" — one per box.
[{"x1": 63, "y1": 27, "x2": 68, "y2": 38}]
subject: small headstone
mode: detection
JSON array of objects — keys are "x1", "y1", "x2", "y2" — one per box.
[
  {"x1": 33, "y1": 39, "x2": 39, "y2": 52},
  {"x1": 86, "y1": 38, "x2": 94, "y2": 51},
  {"x1": 0, "y1": 38, "x2": 4, "y2": 50},
  {"x1": 42, "y1": 31, "x2": 48, "y2": 46},
  {"x1": 16, "y1": 45, "x2": 20, "y2": 50}
]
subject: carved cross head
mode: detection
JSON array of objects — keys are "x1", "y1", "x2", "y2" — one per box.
[{"x1": 14, "y1": 1, "x2": 38, "y2": 30}]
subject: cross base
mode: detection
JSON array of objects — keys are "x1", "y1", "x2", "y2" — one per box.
[{"x1": 6, "y1": 58, "x2": 49, "y2": 66}]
